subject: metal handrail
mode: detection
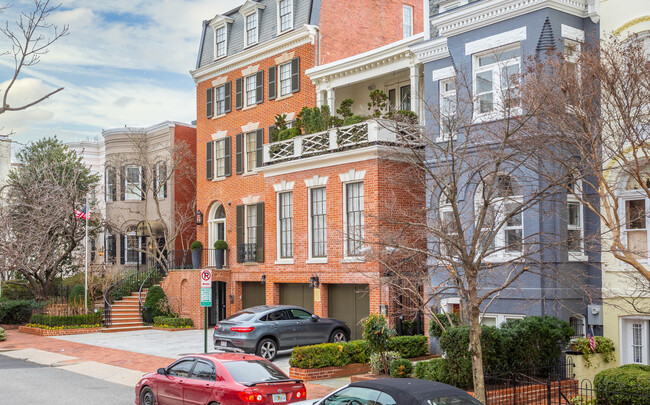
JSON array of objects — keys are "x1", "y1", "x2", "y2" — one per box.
[
  {"x1": 138, "y1": 261, "x2": 167, "y2": 324},
  {"x1": 103, "y1": 268, "x2": 146, "y2": 326}
]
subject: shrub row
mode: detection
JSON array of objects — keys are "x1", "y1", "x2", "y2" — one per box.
[
  {"x1": 594, "y1": 364, "x2": 650, "y2": 405},
  {"x1": 153, "y1": 317, "x2": 193, "y2": 328},
  {"x1": 0, "y1": 327, "x2": 6, "y2": 341},
  {"x1": 0, "y1": 299, "x2": 40, "y2": 324},
  {"x1": 29, "y1": 312, "x2": 103, "y2": 327},
  {"x1": 289, "y1": 335, "x2": 428, "y2": 369}
]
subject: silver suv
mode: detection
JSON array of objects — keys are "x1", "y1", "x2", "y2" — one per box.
[{"x1": 213, "y1": 305, "x2": 351, "y2": 360}]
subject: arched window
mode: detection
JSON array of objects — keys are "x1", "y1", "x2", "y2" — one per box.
[
  {"x1": 569, "y1": 314, "x2": 586, "y2": 338},
  {"x1": 208, "y1": 202, "x2": 226, "y2": 267},
  {"x1": 476, "y1": 174, "x2": 523, "y2": 258}
]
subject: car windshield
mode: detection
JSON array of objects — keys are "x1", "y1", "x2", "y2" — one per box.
[
  {"x1": 427, "y1": 395, "x2": 484, "y2": 405},
  {"x1": 225, "y1": 311, "x2": 256, "y2": 322},
  {"x1": 323, "y1": 387, "x2": 386, "y2": 405},
  {"x1": 224, "y1": 360, "x2": 288, "y2": 384}
]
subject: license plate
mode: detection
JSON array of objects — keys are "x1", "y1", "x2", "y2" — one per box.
[
  {"x1": 220, "y1": 341, "x2": 227, "y2": 347},
  {"x1": 272, "y1": 393, "x2": 286, "y2": 403}
]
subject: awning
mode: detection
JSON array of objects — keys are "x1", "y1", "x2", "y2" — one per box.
[{"x1": 136, "y1": 220, "x2": 166, "y2": 237}]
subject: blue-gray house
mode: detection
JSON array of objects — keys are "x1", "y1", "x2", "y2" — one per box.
[{"x1": 410, "y1": 0, "x2": 602, "y2": 337}]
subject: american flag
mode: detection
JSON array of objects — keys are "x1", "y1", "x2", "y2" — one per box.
[
  {"x1": 588, "y1": 333, "x2": 597, "y2": 352},
  {"x1": 75, "y1": 206, "x2": 89, "y2": 220}
]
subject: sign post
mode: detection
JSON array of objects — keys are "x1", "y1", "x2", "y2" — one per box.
[{"x1": 200, "y1": 270, "x2": 212, "y2": 354}]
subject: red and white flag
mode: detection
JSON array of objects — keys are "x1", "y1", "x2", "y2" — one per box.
[
  {"x1": 588, "y1": 333, "x2": 597, "y2": 352},
  {"x1": 75, "y1": 206, "x2": 89, "y2": 220}
]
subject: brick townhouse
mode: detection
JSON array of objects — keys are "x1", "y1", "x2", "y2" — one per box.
[{"x1": 168, "y1": 0, "x2": 425, "y2": 337}]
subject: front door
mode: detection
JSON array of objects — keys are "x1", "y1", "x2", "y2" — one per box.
[
  {"x1": 624, "y1": 319, "x2": 649, "y2": 365},
  {"x1": 209, "y1": 281, "x2": 227, "y2": 326}
]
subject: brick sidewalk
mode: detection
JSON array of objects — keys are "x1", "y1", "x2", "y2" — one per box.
[{"x1": 0, "y1": 329, "x2": 334, "y2": 399}]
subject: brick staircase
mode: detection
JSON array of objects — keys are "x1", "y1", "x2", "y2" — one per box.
[{"x1": 102, "y1": 289, "x2": 152, "y2": 333}]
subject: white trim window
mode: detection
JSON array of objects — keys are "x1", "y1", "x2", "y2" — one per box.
[
  {"x1": 215, "y1": 139, "x2": 227, "y2": 178},
  {"x1": 403, "y1": 5, "x2": 413, "y2": 38},
  {"x1": 124, "y1": 165, "x2": 142, "y2": 201},
  {"x1": 278, "y1": 0, "x2": 293, "y2": 33},
  {"x1": 245, "y1": 74, "x2": 257, "y2": 107},
  {"x1": 279, "y1": 62, "x2": 292, "y2": 97},
  {"x1": 439, "y1": 78, "x2": 457, "y2": 139},
  {"x1": 278, "y1": 192, "x2": 293, "y2": 259},
  {"x1": 208, "y1": 203, "x2": 226, "y2": 267},
  {"x1": 155, "y1": 161, "x2": 167, "y2": 200},
  {"x1": 215, "y1": 84, "x2": 226, "y2": 116},
  {"x1": 569, "y1": 314, "x2": 586, "y2": 338},
  {"x1": 245, "y1": 132, "x2": 257, "y2": 173},
  {"x1": 620, "y1": 176, "x2": 650, "y2": 261},
  {"x1": 481, "y1": 313, "x2": 525, "y2": 327},
  {"x1": 564, "y1": 38, "x2": 581, "y2": 83},
  {"x1": 621, "y1": 318, "x2": 650, "y2": 365},
  {"x1": 245, "y1": 12, "x2": 258, "y2": 47},
  {"x1": 215, "y1": 26, "x2": 227, "y2": 58},
  {"x1": 477, "y1": 174, "x2": 523, "y2": 258},
  {"x1": 473, "y1": 45, "x2": 521, "y2": 118},
  {"x1": 310, "y1": 187, "x2": 327, "y2": 258},
  {"x1": 246, "y1": 205, "x2": 257, "y2": 245},
  {"x1": 123, "y1": 226, "x2": 141, "y2": 265},
  {"x1": 344, "y1": 182, "x2": 365, "y2": 257}
]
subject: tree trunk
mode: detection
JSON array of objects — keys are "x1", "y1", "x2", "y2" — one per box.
[{"x1": 467, "y1": 274, "x2": 486, "y2": 403}]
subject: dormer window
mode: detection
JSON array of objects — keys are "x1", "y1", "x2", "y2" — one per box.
[
  {"x1": 278, "y1": 0, "x2": 293, "y2": 33},
  {"x1": 216, "y1": 27, "x2": 226, "y2": 58},
  {"x1": 209, "y1": 15, "x2": 233, "y2": 60},
  {"x1": 246, "y1": 12, "x2": 258, "y2": 46}
]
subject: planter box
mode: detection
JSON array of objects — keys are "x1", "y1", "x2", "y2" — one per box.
[
  {"x1": 289, "y1": 362, "x2": 370, "y2": 381},
  {"x1": 19, "y1": 326, "x2": 103, "y2": 337}
]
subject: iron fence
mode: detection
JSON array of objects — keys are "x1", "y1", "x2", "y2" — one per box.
[{"x1": 237, "y1": 243, "x2": 257, "y2": 263}]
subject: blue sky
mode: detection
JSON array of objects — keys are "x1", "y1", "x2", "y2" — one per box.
[{"x1": 0, "y1": 0, "x2": 234, "y2": 154}]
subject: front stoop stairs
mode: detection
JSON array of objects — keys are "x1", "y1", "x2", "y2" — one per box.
[{"x1": 102, "y1": 289, "x2": 152, "y2": 333}]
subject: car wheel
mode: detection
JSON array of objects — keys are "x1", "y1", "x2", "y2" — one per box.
[
  {"x1": 329, "y1": 329, "x2": 348, "y2": 343},
  {"x1": 256, "y1": 338, "x2": 278, "y2": 361},
  {"x1": 140, "y1": 387, "x2": 156, "y2": 405}
]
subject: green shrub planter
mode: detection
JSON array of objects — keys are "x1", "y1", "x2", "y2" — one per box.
[
  {"x1": 214, "y1": 240, "x2": 227, "y2": 269},
  {"x1": 153, "y1": 316, "x2": 193, "y2": 329},
  {"x1": 190, "y1": 241, "x2": 203, "y2": 269}
]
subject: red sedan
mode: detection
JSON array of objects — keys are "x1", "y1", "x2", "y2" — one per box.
[{"x1": 135, "y1": 353, "x2": 307, "y2": 405}]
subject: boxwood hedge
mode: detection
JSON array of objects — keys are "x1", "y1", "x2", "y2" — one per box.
[
  {"x1": 29, "y1": 312, "x2": 102, "y2": 327},
  {"x1": 594, "y1": 364, "x2": 650, "y2": 404},
  {"x1": 153, "y1": 316, "x2": 193, "y2": 328}
]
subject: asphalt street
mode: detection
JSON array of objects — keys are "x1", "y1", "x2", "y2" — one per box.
[{"x1": 0, "y1": 354, "x2": 134, "y2": 404}]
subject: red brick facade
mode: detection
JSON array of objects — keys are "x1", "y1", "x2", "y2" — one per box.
[{"x1": 318, "y1": 0, "x2": 424, "y2": 65}]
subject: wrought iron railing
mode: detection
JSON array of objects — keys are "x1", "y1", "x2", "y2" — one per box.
[
  {"x1": 237, "y1": 243, "x2": 257, "y2": 263},
  {"x1": 103, "y1": 267, "x2": 149, "y2": 326},
  {"x1": 138, "y1": 262, "x2": 167, "y2": 324}
]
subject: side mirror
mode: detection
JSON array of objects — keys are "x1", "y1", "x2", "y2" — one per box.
[
  {"x1": 311, "y1": 314, "x2": 319, "y2": 322},
  {"x1": 157, "y1": 368, "x2": 167, "y2": 375}
]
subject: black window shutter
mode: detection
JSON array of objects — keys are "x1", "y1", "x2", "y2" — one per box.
[
  {"x1": 236, "y1": 205, "x2": 245, "y2": 263},
  {"x1": 255, "y1": 71, "x2": 264, "y2": 104},
  {"x1": 225, "y1": 81, "x2": 232, "y2": 113},
  {"x1": 120, "y1": 167, "x2": 125, "y2": 201},
  {"x1": 291, "y1": 57, "x2": 300, "y2": 93},
  {"x1": 140, "y1": 236, "x2": 146, "y2": 264},
  {"x1": 206, "y1": 141, "x2": 214, "y2": 180},
  {"x1": 206, "y1": 87, "x2": 213, "y2": 118},
  {"x1": 235, "y1": 133, "x2": 244, "y2": 174},
  {"x1": 153, "y1": 165, "x2": 158, "y2": 196},
  {"x1": 268, "y1": 66, "x2": 277, "y2": 100},
  {"x1": 256, "y1": 202, "x2": 264, "y2": 263},
  {"x1": 235, "y1": 78, "x2": 243, "y2": 110},
  {"x1": 268, "y1": 125, "x2": 276, "y2": 143},
  {"x1": 161, "y1": 163, "x2": 167, "y2": 198},
  {"x1": 140, "y1": 166, "x2": 146, "y2": 201},
  {"x1": 119, "y1": 234, "x2": 125, "y2": 265},
  {"x1": 224, "y1": 137, "x2": 232, "y2": 177},
  {"x1": 256, "y1": 128, "x2": 264, "y2": 168}
]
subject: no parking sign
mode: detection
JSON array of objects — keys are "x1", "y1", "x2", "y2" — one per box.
[{"x1": 200, "y1": 270, "x2": 212, "y2": 307}]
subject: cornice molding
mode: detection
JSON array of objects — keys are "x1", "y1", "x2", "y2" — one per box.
[
  {"x1": 239, "y1": 0, "x2": 265, "y2": 16},
  {"x1": 209, "y1": 15, "x2": 234, "y2": 29},
  {"x1": 102, "y1": 121, "x2": 194, "y2": 139},
  {"x1": 411, "y1": 37, "x2": 450, "y2": 64},
  {"x1": 190, "y1": 25, "x2": 316, "y2": 84},
  {"x1": 430, "y1": 0, "x2": 591, "y2": 38},
  {"x1": 306, "y1": 33, "x2": 424, "y2": 86}
]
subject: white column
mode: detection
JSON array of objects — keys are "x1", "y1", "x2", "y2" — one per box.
[
  {"x1": 410, "y1": 63, "x2": 422, "y2": 124},
  {"x1": 316, "y1": 88, "x2": 326, "y2": 108},
  {"x1": 327, "y1": 88, "x2": 335, "y2": 113}
]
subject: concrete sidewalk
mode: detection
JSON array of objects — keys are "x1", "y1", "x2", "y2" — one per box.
[{"x1": 0, "y1": 329, "x2": 344, "y2": 399}]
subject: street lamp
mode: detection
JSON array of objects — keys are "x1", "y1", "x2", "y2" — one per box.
[{"x1": 195, "y1": 210, "x2": 203, "y2": 225}]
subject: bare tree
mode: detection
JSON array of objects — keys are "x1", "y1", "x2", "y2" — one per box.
[
  {"x1": 0, "y1": 138, "x2": 99, "y2": 300},
  {"x1": 103, "y1": 129, "x2": 196, "y2": 277},
  {"x1": 0, "y1": 0, "x2": 68, "y2": 135},
  {"x1": 364, "y1": 52, "x2": 592, "y2": 401},
  {"x1": 524, "y1": 35, "x2": 650, "y2": 292}
]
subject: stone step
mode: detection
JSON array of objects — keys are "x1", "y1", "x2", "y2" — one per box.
[
  {"x1": 111, "y1": 316, "x2": 141, "y2": 321},
  {"x1": 107, "y1": 320, "x2": 146, "y2": 327},
  {"x1": 102, "y1": 325, "x2": 152, "y2": 333}
]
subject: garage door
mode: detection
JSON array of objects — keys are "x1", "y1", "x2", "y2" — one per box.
[
  {"x1": 279, "y1": 283, "x2": 314, "y2": 313},
  {"x1": 242, "y1": 282, "x2": 266, "y2": 310},
  {"x1": 328, "y1": 284, "x2": 370, "y2": 341}
]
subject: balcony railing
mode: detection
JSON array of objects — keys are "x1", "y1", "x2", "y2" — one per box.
[
  {"x1": 237, "y1": 243, "x2": 258, "y2": 263},
  {"x1": 263, "y1": 119, "x2": 421, "y2": 164}
]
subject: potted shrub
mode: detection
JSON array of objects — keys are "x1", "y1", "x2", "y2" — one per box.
[
  {"x1": 213, "y1": 240, "x2": 227, "y2": 269},
  {"x1": 190, "y1": 241, "x2": 203, "y2": 269}
]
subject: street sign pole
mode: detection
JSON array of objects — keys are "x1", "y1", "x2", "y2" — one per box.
[{"x1": 200, "y1": 269, "x2": 213, "y2": 354}]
